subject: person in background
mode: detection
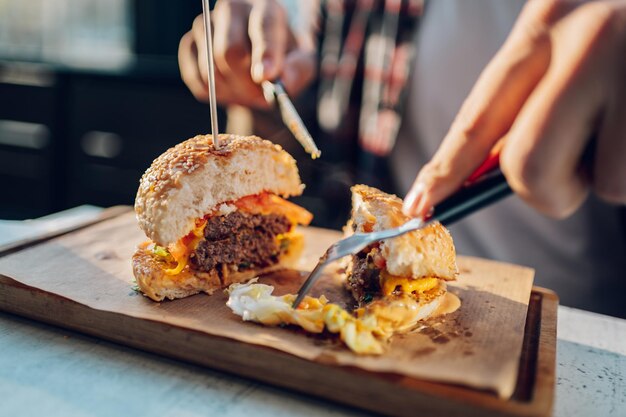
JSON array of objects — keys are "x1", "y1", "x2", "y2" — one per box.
[
  {"x1": 178, "y1": 0, "x2": 317, "y2": 108},
  {"x1": 178, "y1": 0, "x2": 626, "y2": 317}
]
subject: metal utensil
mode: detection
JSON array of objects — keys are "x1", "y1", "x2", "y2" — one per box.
[
  {"x1": 201, "y1": 0, "x2": 222, "y2": 149},
  {"x1": 292, "y1": 170, "x2": 512, "y2": 308},
  {"x1": 262, "y1": 80, "x2": 321, "y2": 159}
]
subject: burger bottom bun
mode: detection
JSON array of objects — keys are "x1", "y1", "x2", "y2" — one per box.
[
  {"x1": 364, "y1": 281, "x2": 449, "y2": 336},
  {"x1": 132, "y1": 233, "x2": 304, "y2": 302}
]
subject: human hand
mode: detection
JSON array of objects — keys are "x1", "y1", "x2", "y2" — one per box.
[
  {"x1": 403, "y1": 0, "x2": 626, "y2": 219},
  {"x1": 178, "y1": 0, "x2": 318, "y2": 108}
]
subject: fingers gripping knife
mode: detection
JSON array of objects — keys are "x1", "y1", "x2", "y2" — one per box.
[
  {"x1": 202, "y1": 1, "x2": 320, "y2": 157},
  {"x1": 292, "y1": 167, "x2": 513, "y2": 309}
]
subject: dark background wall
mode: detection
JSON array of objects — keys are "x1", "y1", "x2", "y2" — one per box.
[{"x1": 0, "y1": 1, "x2": 208, "y2": 219}]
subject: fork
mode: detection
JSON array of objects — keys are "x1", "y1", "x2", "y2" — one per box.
[{"x1": 292, "y1": 169, "x2": 512, "y2": 308}]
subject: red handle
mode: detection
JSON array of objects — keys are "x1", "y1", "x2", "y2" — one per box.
[{"x1": 466, "y1": 139, "x2": 504, "y2": 184}]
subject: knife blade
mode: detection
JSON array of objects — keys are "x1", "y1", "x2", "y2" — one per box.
[{"x1": 262, "y1": 80, "x2": 321, "y2": 159}]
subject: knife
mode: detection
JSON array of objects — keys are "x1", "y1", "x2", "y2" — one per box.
[{"x1": 262, "y1": 80, "x2": 322, "y2": 159}]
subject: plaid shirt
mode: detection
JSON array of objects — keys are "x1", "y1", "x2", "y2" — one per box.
[{"x1": 317, "y1": 0, "x2": 423, "y2": 156}]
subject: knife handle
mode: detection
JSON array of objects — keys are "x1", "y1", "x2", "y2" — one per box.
[
  {"x1": 432, "y1": 170, "x2": 512, "y2": 227},
  {"x1": 465, "y1": 139, "x2": 504, "y2": 184}
]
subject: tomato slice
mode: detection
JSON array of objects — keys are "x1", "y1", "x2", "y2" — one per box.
[{"x1": 233, "y1": 192, "x2": 313, "y2": 226}]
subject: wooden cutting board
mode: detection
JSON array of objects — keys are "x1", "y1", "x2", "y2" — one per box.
[{"x1": 0, "y1": 209, "x2": 557, "y2": 417}]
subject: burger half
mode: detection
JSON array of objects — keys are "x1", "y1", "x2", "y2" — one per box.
[
  {"x1": 345, "y1": 185, "x2": 459, "y2": 332},
  {"x1": 133, "y1": 134, "x2": 313, "y2": 301}
]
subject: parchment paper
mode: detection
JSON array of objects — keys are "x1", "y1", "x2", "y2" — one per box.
[{"x1": 0, "y1": 212, "x2": 534, "y2": 398}]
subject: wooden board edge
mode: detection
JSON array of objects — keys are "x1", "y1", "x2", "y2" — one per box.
[{"x1": 530, "y1": 287, "x2": 558, "y2": 416}]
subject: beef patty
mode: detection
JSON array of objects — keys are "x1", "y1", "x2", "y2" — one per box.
[
  {"x1": 190, "y1": 211, "x2": 291, "y2": 272},
  {"x1": 347, "y1": 249, "x2": 380, "y2": 305}
]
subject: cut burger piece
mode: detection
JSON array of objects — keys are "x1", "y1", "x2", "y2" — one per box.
[
  {"x1": 132, "y1": 134, "x2": 312, "y2": 302},
  {"x1": 345, "y1": 185, "x2": 458, "y2": 327}
]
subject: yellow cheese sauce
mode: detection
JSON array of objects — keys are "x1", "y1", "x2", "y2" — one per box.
[
  {"x1": 432, "y1": 292, "x2": 461, "y2": 317},
  {"x1": 380, "y1": 271, "x2": 439, "y2": 296}
]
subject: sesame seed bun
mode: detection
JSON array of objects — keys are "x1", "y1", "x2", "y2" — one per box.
[
  {"x1": 134, "y1": 134, "x2": 304, "y2": 247},
  {"x1": 349, "y1": 184, "x2": 458, "y2": 281}
]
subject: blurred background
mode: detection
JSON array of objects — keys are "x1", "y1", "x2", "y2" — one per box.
[{"x1": 0, "y1": 0, "x2": 395, "y2": 229}]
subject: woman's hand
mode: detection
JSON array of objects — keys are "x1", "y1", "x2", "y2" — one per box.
[
  {"x1": 403, "y1": 0, "x2": 626, "y2": 218},
  {"x1": 178, "y1": 0, "x2": 317, "y2": 108}
]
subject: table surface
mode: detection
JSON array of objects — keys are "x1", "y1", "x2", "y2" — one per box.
[{"x1": 0, "y1": 209, "x2": 625, "y2": 417}]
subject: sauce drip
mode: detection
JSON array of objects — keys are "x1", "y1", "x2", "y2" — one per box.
[{"x1": 432, "y1": 292, "x2": 461, "y2": 317}]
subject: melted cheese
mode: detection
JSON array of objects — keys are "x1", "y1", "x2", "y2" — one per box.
[
  {"x1": 164, "y1": 256, "x2": 188, "y2": 275},
  {"x1": 226, "y1": 280, "x2": 384, "y2": 354},
  {"x1": 275, "y1": 231, "x2": 297, "y2": 248},
  {"x1": 158, "y1": 219, "x2": 207, "y2": 275},
  {"x1": 380, "y1": 272, "x2": 439, "y2": 296},
  {"x1": 226, "y1": 278, "x2": 457, "y2": 355}
]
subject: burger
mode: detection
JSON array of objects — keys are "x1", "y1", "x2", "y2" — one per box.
[
  {"x1": 133, "y1": 134, "x2": 313, "y2": 302},
  {"x1": 344, "y1": 185, "x2": 459, "y2": 332}
]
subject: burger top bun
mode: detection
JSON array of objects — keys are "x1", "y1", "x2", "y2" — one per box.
[{"x1": 135, "y1": 134, "x2": 304, "y2": 247}]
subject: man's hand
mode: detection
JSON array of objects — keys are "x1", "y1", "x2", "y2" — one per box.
[
  {"x1": 178, "y1": 0, "x2": 317, "y2": 108},
  {"x1": 403, "y1": 0, "x2": 626, "y2": 219}
]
